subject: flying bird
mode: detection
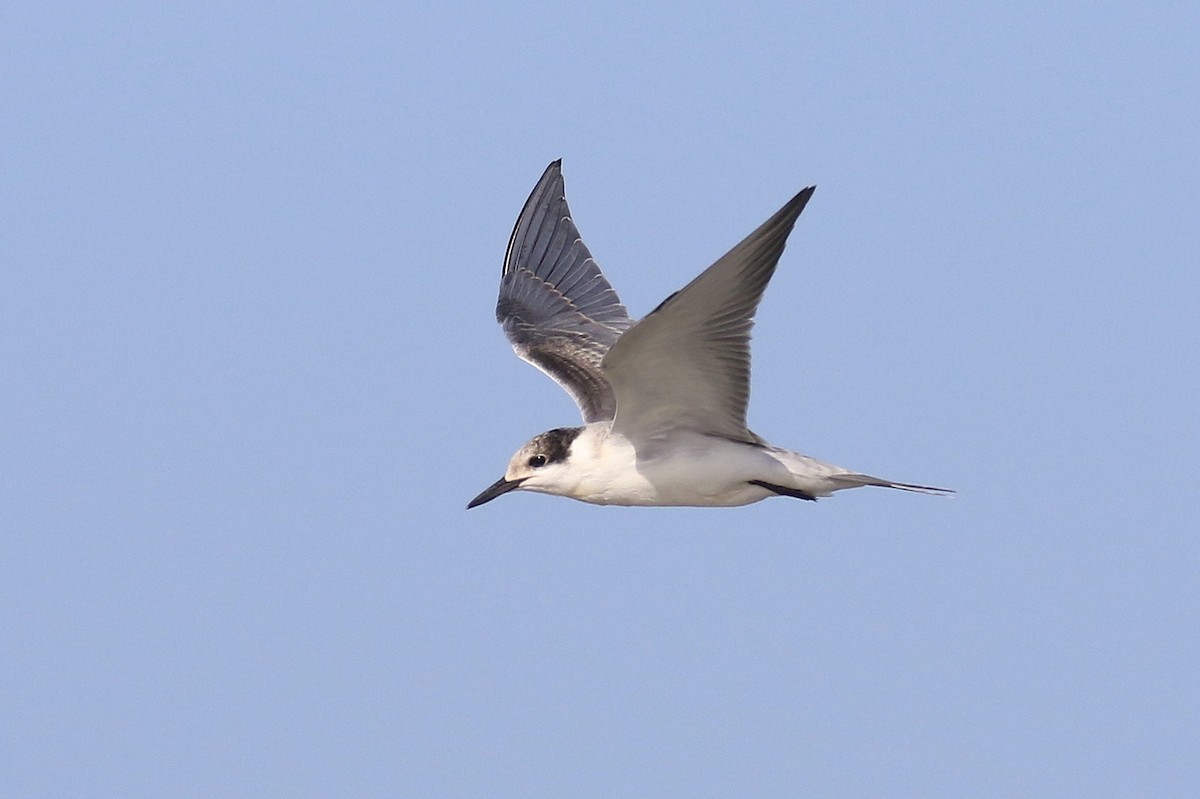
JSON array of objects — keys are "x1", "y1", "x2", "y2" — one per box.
[{"x1": 468, "y1": 161, "x2": 951, "y2": 509}]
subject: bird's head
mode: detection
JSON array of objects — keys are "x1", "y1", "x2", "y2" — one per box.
[{"x1": 467, "y1": 426, "x2": 583, "y2": 508}]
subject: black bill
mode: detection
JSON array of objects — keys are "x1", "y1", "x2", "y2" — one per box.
[{"x1": 466, "y1": 476, "x2": 525, "y2": 509}]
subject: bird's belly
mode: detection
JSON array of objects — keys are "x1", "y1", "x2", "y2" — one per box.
[
  {"x1": 643, "y1": 454, "x2": 773, "y2": 506},
  {"x1": 573, "y1": 436, "x2": 776, "y2": 507}
]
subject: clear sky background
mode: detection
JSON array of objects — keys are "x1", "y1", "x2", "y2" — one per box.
[{"x1": 3, "y1": 3, "x2": 1197, "y2": 796}]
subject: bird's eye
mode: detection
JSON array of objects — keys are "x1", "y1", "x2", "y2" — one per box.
[{"x1": 528, "y1": 454, "x2": 547, "y2": 468}]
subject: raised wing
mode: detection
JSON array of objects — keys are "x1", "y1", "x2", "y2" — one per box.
[
  {"x1": 603, "y1": 187, "x2": 816, "y2": 444},
  {"x1": 497, "y1": 161, "x2": 634, "y2": 422}
]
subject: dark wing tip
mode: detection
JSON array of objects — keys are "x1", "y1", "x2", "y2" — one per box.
[
  {"x1": 752, "y1": 184, "x2": 817, "y2": 250},
  {"x1": 781, "y1": 185, "x2": 816, "y2": 221},
  {"x1": 536, "y1": 159, "x2": 563, "y2": 184},
  {"x1": 503, "y1": 163, "x2": 566, "y2": 277}
]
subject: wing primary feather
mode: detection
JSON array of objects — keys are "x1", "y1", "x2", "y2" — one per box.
[
  {"x1": 495, "y1": 161, "x2": 633, "y2": 423},
  {"x1": 603, "y1": 186, "x2": 816, "y2": 443}
]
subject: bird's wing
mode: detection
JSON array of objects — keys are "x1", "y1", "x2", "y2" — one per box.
[
  {"x1": 497, "y1": 160, "x2": 634, "y2": 423},
  {"x1": 602, "y1": 187, "x2": 815, "y2": 444}
]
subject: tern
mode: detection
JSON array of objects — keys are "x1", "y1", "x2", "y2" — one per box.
[{"x1": 468, "y1": 161, "x2": 951, "y2": 509}]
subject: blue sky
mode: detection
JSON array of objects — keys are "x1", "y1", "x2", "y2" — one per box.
[{"x1": 3, "y1": 2, "x2": 1197, "y2": 796}]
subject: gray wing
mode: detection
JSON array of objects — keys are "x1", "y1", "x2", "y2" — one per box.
[
  {"x1": 602, "y1": 187, "x2": 816, "y2": 444},
  {"x1": 497, "y1": 160, "x2": 634, "y2": 423}
]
